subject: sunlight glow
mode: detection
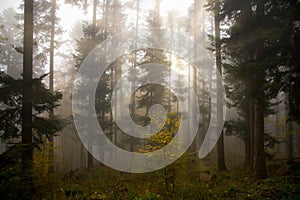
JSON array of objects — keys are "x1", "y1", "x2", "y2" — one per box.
[
  {"x1": 160, "y1": 0, "x2": 191, "y2": 14},
  {"x1": 0, "y1": 0, "x2": 21, "y2": 12},
  {"x1": 58, "y1": 4, "x2": 86, "y2": 31}
]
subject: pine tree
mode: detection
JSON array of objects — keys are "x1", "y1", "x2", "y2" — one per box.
[
  {"x1": 222, "y1": 0, "x2": 300, "y2": 178},
  {"x1": 48, "y1": 0, "x2": 56, "y2": 174},
  {"x1": 205, "y1": 0, "x2": 227, "y2": 171},
  {"x1": 70, "y1": 0, "x2": 127, "y2": 169},
  {"x1": 0, "y1": 0, "x2": 65, "y2": 197},
  {"x1": 222, "y1": 0, "x2": 269, "y2": 178},
  {"x1": 0, "y1": 8, "x2": 23, "y2": 79},
  {"x1": 21, "y1": 1, "x2": 34, "y2": 197}
]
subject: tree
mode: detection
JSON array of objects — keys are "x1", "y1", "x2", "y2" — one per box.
[
  {"x1": 134, "y1": 1, "x2": 172, "y2": 121},
  {"x1": 221, "y1": 0, "x2": 300, "y2": 178},
  {"x1": 15, "y1": 0, "x2": 62, "y2": 174},
  {"x1": 205, "y1": 0, "x2": 227, "y2": 171},
  {"x1": 214, "y1": 0, "x2": 227, "y2": 171},
  {"x1": 0, "y1": 8, "x2": 23, "y2": 79},
  {"x1": 0, "y1": 74, "x2": 64, "y2": 199},
  {"x1": 21, "y1": 1, "x2": 34, "y2": 197},
  {"x1": 0, "y1": 0, "x2": 65, "y2": 197},
  {"x1": 222, "y1": 0, "x2": 269, "y2": 178},
  {"x1": 73, "y1": 21, "x2": 108, "y2": 169},
  {"x1": 48, "y1": 0, "x2": 56, "y2": 174},
  {"x1": 139, "y1": 112, "x2": 181, "y2": 193}
]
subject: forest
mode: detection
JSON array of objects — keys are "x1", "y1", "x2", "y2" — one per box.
[{"x1": 0, "y1": 0, "x2": 300, "y2": 199}]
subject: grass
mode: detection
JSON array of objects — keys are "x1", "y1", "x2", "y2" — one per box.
[{"x1": 35, "y1": 157, "x2": 300, "y2": 200}]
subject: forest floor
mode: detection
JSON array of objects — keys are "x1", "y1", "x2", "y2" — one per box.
[{"x1": 36, "y1": 157, "x2": 300, "y2": 200}]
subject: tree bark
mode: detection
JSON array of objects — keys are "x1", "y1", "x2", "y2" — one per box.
[
  {"x1": 22, "y1": 0, "x2": 34, "y2": 198},
  {"x1": 244, "y1": 134, "x2": 251, "y2": 167},
  {"x1": 87, "y1": 141, "x2": 93, "y2": 169},
  {"x1": 243, "y1": 101, "x2": 251, "y2": 168},
  {"x1": 245, "y1": 99, "x2": 255, "y2": 170},
  {"x1": 253, "y1": 99, "x2": 267, "y2": 179},
  {"x1": 249, "y1": 99, "x2": 254, "y2": 170},
  {"x1": 287, "y1": 92, "x2": 294, "y2": 163},
  {"x1": 48, "y1": 0, "x2": 56, "y2": 174},
  {"x1": 215, "y1": 0, "x2": 227, "y2": 171},
  {"x1": 253, "y1": 0, "x2": 267, "y2": 179},
  {"x1": 287, "y1": 119, "x2": 293, "y2": 163}
]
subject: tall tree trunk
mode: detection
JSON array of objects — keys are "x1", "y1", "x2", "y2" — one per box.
[
  {"x1": 244, "y1": 134, "x2": 251, "y2": 167},
  {"x1": 253, "y1": 0, "x2": 267, "y2": 179},
  {"x1": 243, "y1": 101, "x2": 251, "y2": 167},
  {"x1": 249, "y1": 99, "x2": 254, "y2": 170},
  {"x1": 48, "y1": 0, "x2": 56, "y2": 174},
  {"x1": 87, "y1": 0, "x2": 98, "y2": 170},
  {"x1": 155, "y1": 0, "x2": 160, "y2": 21},
  {"x1": 192, "y1": 0, "x2": 201, "y2": 153},
  {"x1": 287, "y1": 92, "x2": 294, "y2": 163},
  {"x1": 215, "y1": 0, "x2": 227, "y2": 171},
  {"x1": 22, "y1": 0, "x2": 34, "y2": 198},
  {"x1": 80, "y1": 142, "x2": 85, "y2": 168},
  {"x1": 87, "y1": 141, "x2": 93, "y2": 169},
  {"x1": 244, "y1": 99, "x2": 254, "y2": 169},
  {"x1": 253, "y1": 98, "x2": 267, "y2": 178},
  {"x1": 287, "y1": 119, "x2": 294, "y2": 163}
]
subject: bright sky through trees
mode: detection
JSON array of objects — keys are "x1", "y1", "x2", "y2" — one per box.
[{"x1": 0, "y1": 0, "x2": 191, "y2": 33}]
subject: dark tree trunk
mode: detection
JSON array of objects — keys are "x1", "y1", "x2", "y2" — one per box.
[
  {"x1": 217, "y1": 131, "x2": 227, "y2": 170},
  {"x1": 287, "y1": 92, "x2": 294, "y2": 163},
  {"x1": 244, "y1": 134, "x2": 251, "y2": 167},
  {"x1": 22, "y1": 0, "x2": 34, "y2": 198},
  {"x1": 253, "y1": 0, "x2": 267, "y2": 179},
  {"x1": 87, "y1": 141, "x2": 93, "y2": 169},
  {"x1": 253, "y1": 99, "x2": 267, "y2": 179},
  {"x1": 215, "y1": 0, "x2": 227, "y2": 171},
  {"x1": 243, "y1": 101, "x2": 251, "y2": 168},
  {"x1": 48, "y1": 0, "x2": 56, "y2": 174},
  {"x1": 243, "y1": 99, "x2": 254, "y2": 169},
  {"x1": 249, "y1": 99, "x2": 254, "y2": 170},
  {"x1": 287, "y1": 119, "x2": 294, "y2": 163}
]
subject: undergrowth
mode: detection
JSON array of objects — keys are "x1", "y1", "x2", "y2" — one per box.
[{"x1": 36, "y1": 157, "x2": 300, "y2": 200}]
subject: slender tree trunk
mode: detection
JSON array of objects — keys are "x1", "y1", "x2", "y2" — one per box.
[
  {"x1": 244, "y1": 99, "x2": 254, "y2": 169},
  {"x1": 87, "y1": 0, "x2": 98, "y2": 170},
  {"x1": 253, "y1": 98, "x2": 267, "y2": 179},
  {"x1": 129, "y1": 0, "x2": 139, "y2": 152},
  {"x1": 249, "y1": 99, "x2": 254, "y2": 170},
  {"x1": 87, "y1": 141, "x2": 93, "y2": 169},
  {"x1": 48, "y1": 0, "x2": 56, "y2": 174},
  {"x1": 243, "y1": 101, "x2": 251, "y2": 168},
  {"x1": 244, "y1": 130, "x2": 251, "y2": 167},
  {"x1": 287, "y1": 119, "x2": 293, "y2": 163},
  {"x1": 155, "y1": 0, "x2": 160, "y2": 21},
  {"x1": 80, "y1": 142, "x2": 85, "y2": 168},
  {"x1": 192, "y1": 0, "x2": 201, "y2": 153},
  {"x1": 110, "y1": 65, "x2": 114, "y2": 150},
  {"x1": 22, "y1": 0, "x2": 34, "y2": 198},
  {"x1": 287, "y1": 92, "x2": 294, "y2": 163},
  {"x1": 215, "y1": 0, "x2": 227, "y2": 171}
]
